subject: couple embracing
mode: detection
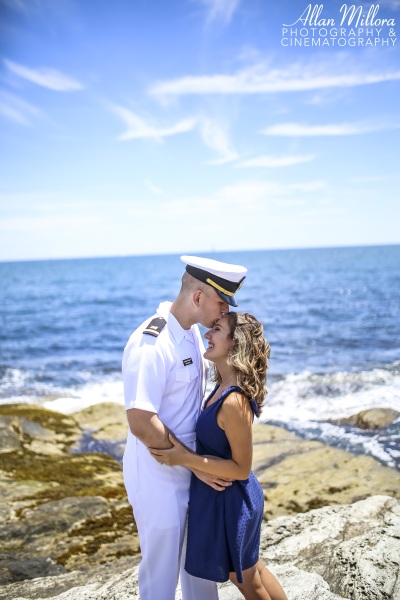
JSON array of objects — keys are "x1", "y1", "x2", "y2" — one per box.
[{"x1": 122, "y1": 255, "x2": 287, "y2": 600}]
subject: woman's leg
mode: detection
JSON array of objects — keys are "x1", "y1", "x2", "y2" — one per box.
[
  {"x1": 229, "y1": 565, "x2": 272, "y2": 600},
  {"x1": 256, "y1": 560, "x2": 288, "y2": 600}
]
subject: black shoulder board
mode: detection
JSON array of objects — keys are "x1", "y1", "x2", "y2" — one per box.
[{"x1": 143, "y1": 316, "x2": 167, "y2": 337}]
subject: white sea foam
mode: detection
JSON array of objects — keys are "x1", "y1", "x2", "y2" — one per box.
[
  {"x1": 0, "y1": 367, "x2": 32, "y2": 390},
  {"x1": 267, "y1": 417, "x2": 398, "y2": 467},
  {"x1": 2, "y1": 364, "x2": 400, "y2": 425},
  {"x1": 254, "y1": 367, "x2": 400, "y2": 468},
  {"x1": 0, "y1": 371, "x2": 124, "y2": 414},
  {"x1": 2, "y1": 364, "x2": 399, "y2": 467},
  {"x1": 42, "y1": 378, "x2": 125, "y2": 414},
  {"x1": 261, "y1": 367, "x2": 400, "y2": 423}
]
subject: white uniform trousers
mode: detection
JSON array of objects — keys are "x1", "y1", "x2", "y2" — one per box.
[{"x1": 123, "y1": 433, "x2": 218, "y2": 600}]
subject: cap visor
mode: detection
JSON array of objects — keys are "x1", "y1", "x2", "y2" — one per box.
[{"x1": 216, "y1": 290, "x2": 238, "y2": 307}]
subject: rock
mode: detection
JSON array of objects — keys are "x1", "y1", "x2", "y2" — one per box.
[
  {"x1": 0, "y1": 501, "x2": 12, "y2": 521},
  {"x1": 72, "y1": 403, "x2": 127, "y2": 441},
  {"x1": 218, "y1": 566, "x2": 347, "y2": 600},
  {"x1": 0, "y1": 406, "x2": 82, "y2": 453},
  {"x1": 3, "y1": 496, "x2": 398, "y2": 600},
  {"x1": 0, "y1": 404, "x2": 139, "y2": 586},
  {"x1": 0, "y1": 417, "x2": 21, "y2": 453},
  {"x1": 336, "y1": 408, "x2": 400, "y2": 430},
  {"x1": 251, "y1": 423, "x2": 400, "y2": 519},
  {"x1": 259, "y1": 495, "x2": 400, "y2": 600},
  {"x1": 71, "y1": 403, "x2": 127, "y2": 461},
  {"x1": 0, "y1": 557, "x2": 139, "y2": 600},
  {"x1": 0, "y1": 468, "x2": 138, "y2": 585},
  {"x1": 70, "y1": 405, "x2": 400, "y2": 518},
  {"x1": 2, "y1": 403, "x2": 400, "y2": 595}
]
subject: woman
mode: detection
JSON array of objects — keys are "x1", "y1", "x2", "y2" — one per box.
[{"x1": 149, "y1": 312, "x2": 288, "y2": 600}]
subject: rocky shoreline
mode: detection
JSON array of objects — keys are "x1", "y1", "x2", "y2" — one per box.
[
  {"x1": 4, "y1": 495, "x2": 399, "y2": 600},
  {"x1": 0, "y1": 402, "x2": 399, "y2": 599}
]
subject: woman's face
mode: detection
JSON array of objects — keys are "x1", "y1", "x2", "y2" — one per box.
[{"x1": 203, "y1": 315, "x2": 234, "y2": 362}]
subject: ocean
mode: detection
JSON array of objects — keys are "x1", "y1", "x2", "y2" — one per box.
[{"x1": 1, "y1": 246, "x2": 399, "y2": 468}]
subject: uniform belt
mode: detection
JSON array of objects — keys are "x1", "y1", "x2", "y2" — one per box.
[{"x1": 177, "y1": 432, "x2": 196, "y2": 444}]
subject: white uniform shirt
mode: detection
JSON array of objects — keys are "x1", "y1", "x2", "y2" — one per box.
[{"x1": 122, "y1": 301, "x2": 207, "y2": 436}]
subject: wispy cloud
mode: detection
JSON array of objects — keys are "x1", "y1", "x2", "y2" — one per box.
[
  {"x1": 4, "y1": 59, "x2": 84, "y2": 91},
  {"x1": 111, "y1": 105, "x2": 196, "y2": 141},
  {"x1": 2, "y1": 0, "x2": 56, "y2": 14},
  {"x1": 0, "y1": 215, "x2": 97, "y2": 232},
  {"x1": 199, "y1": 118, "x2": 238, "y2": 164},
  {"x1": 306, "y1": 89, "x2": 349, "y2": 106},
  {"x1": 110, "y1": 106, "x2": 237, "y2": 162},
  {"x1": 236, "y1": 154, "x2": 316, "y2": 168},
  {"x1": 0, "y1": 90, "x2": 41, "y2": 125},
  {"x1": 218, "y1": 180, "x2": 325, "y2": 204},
  {"x1": 261, "y1": 122, "x2": 395, "y2": 136},
  {"x1": 372, "y1": 0, "x2": 400, "y2": 8},
  {"x1": 197, "y1": 0, "x2": 240, "y2": 25},
  {"x1": 150, "y1": 62, "x2": 400, "y2": 98},
  {"x1": 124, "y1": 179, "x2": 325, "y2": 219},
  {"x1": 1, "y1": 0, "x2": 28, "y2": 12},
  {"x1": 145, "y1": 179, "x2": 165, "y2": 195},
  {"x1": 349, "y1": 175, "x2": 389, "y2": 184}
]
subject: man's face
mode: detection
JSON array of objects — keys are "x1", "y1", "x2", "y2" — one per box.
[{"x1": 198, "y1": 288, "x2": 229, "y2": 328}]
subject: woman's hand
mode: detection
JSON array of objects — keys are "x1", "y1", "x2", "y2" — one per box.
[{"x1": 148, "y1": 433, "x2": 190, "y2": 466}]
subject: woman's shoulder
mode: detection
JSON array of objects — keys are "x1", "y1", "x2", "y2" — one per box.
[
  {"x1": 219, "y1": 389, "x2": 254, "y2": 428},
  {"x1": 222, "y1": 386, "x2": 260, "y2": 419},
  {"x1": 222, "y1": 387, "x2": 253, "y2": 412},
  {"x1": 224, "y1": 385, "x2": 247, "y2": 399}
]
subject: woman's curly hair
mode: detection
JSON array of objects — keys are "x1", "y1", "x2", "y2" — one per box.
[{"x1": 212, "y1": 312, "x2": 270, "y2": 417}]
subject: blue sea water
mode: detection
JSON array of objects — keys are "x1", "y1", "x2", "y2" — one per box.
[{"x1": 1, "y1": 246, "x2": 399, "y2": 467}]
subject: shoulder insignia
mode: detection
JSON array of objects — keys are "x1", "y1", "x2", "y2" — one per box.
[{"x1": 143, "y1": 316, "x2": 167, "y2": 337}]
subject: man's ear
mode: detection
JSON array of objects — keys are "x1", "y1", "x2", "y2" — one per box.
[{"x1": 192, "y1": 290, "x2": 202, "y2": 307}]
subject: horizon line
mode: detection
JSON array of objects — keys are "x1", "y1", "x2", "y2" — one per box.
[{"x1": 0, "y1": 242, "x2": 399, "y2": 265}]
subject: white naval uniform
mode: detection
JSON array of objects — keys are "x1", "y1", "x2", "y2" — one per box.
[{"x1": 122, "y1": 301, "x2": 218, "y2": 600}]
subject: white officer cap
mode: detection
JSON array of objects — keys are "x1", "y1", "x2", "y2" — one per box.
[{"x1": 180, "y1": 255, "x2": 247, "y2": 307}]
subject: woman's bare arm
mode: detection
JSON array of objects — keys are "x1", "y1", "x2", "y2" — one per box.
[{"x1": 148, "y1": 393, "x2": 254, "y2": 480}]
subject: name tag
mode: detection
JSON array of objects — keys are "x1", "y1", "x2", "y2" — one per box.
[{"x1": 182, "y1": 358, "x2": 193, "y2": 366}]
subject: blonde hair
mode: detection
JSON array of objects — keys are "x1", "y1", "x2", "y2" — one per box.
[{"x1": 213, "y1": 312, "x2": 270, "y2": 417}]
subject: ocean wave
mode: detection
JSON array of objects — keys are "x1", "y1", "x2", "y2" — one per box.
[
  {"x1": 42, "y1": 378, "x2": 124, "y2": 414},
  {"x1": 2, "y1": 362, "x2": 399, "y2": 418},
  {"x1": 257, "y1": 364, "x2": 400, "y2": 469},
  {"x1": 270, "y1": 418, "x2": 400, "y2": 468},
  {"x1": 263, "y1": 363, "x2": 400, "y2": 423},
  {"x1": 0, "y1": 367, "x2": 124, "y2": 413},
  {"x1": 1, "y1": 363, "x2": 399, "y2": 468},
  {"x1": 0, "y1": 367, "x2": 72, "y2": 401}
]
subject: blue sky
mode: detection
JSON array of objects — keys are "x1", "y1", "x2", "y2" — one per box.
[{"x1": 0, "y1": 0, "x2": 399, "y2": 261}]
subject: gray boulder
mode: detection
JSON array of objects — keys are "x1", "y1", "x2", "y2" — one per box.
[
  {"x1": 335, "y1": 408, "x2": 400, "y2": 430},
  {"x1": 260, "y1": 494, "x2": 400, "y2": 600},
  {"x1": 3, "y1": 495, "x2": 399, "y2": 600}
]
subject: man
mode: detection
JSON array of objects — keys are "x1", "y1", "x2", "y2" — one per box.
[{"x1": 122, "y1": 255, "x2": 247, "y2": 600}]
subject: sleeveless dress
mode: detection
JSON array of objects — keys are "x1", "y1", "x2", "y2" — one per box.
[{"x1": 184, "y1": 385, "x2": 264, "y2": 584}]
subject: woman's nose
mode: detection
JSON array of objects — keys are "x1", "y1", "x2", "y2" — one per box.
[{"x1": 205, "y1": 330, "x2": 211, "y2": 339}]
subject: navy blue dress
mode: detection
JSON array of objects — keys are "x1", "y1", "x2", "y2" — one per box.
[{"x1": 184, "y1": 385, "x2": 264, "y2": 584}]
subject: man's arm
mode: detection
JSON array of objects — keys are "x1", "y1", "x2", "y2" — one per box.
[
  {"x1": 148, "y1": 393, "x2": 254, "y2": 480},
  {"x1": 126, "y1": 408, "x2": 173, "y2": 449},
  {"x1": 128, "y1": 409, "x2": 232, "y2": 490}
]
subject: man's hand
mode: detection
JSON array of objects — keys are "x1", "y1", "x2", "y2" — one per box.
[{"x1": 191, "y1": 468, "x2": 234, "y2": 492}]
